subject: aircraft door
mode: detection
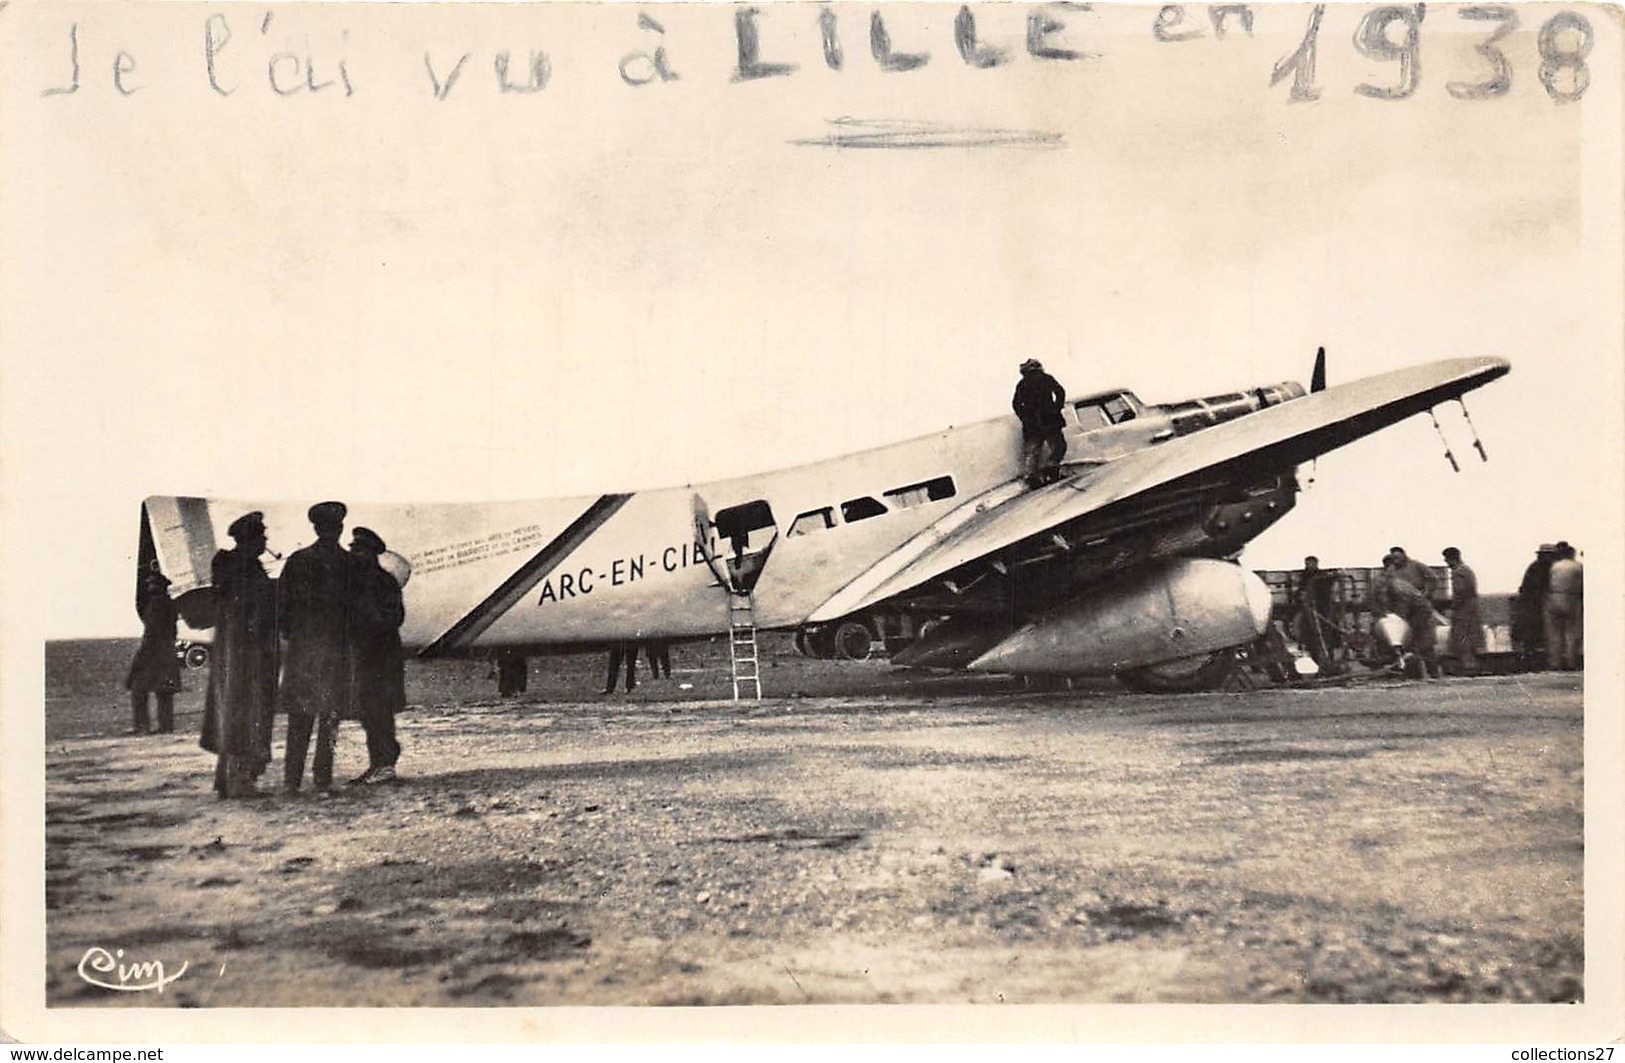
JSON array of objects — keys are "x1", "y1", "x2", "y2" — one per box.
[{"x1": 708, "y1": 499, "x2": 779, "y2": 593}]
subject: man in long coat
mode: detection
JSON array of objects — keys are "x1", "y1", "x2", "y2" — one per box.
[
  {"x1": 201, "y1": 511, "x2": 279, "y2": 798},
  {"x1": 1513, "y1": 544, "x2": 1556, "y2": 670},
  {"x1": 126, "y1": 568, "x2": 181, "y2": 734},
  {"x1": 1442, "y1": 547, "x2": 1484, "y2": 675},
  {"x1": 347, "y1": 526, "x2": 405, "y2": 784},
  {"x1": 1011, "y1": 358, "x2": 1067, "y2": 488},
  {"x1": 279, "y1": 500, "x2": 356, "y2": 793}
]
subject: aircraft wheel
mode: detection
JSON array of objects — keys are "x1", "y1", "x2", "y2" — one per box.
[
  {"x1": 793, "y1": 629, "x2": 813, "y2": 657},
  {"x1": 1117, "y1": 650, "x2": 1234, "y2": 693},
  {"x1": 803, "y1": 625, "x2": 839, "y2": 659},
  {"x1": 183, "y1": 643, "x2": 210, "y2": 670},
  {"x1": 831, "y1": 620, "x2": 875, "y2": 660}
]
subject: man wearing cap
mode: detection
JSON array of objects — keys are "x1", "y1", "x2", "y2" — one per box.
[
  {"x1": 1442, "y1": 547, "x2": 1483, "y2": 675},
  {"x1": 1544, "y1": 542, "x2": 1583, "y2": 671},
  {"x1": 278, "y1": 500, "x2": 357, "y2": 794},
  {"x1": 125, "y1": 567, "x2": 181, "y2": 735},
  {"x1": 1513, "y1": 543, "x2": 1557, "y2": 670},
  {"x1": 347, "y1": 526, "x2": 405, "y2": 784},
  {"x1": 1011, "y1": 358, "x2": 1067, "y2": 488},
  {"x1": 201, "y1": 511, "x2": 280, "y2": 798}
]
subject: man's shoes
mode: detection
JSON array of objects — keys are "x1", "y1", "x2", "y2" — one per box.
[
  {"x1": 364, "y1": 765, "x2": 397, "y2": 785},
  {"x1": 350, "y1": 768, "x2": 376, "y2": 786}
]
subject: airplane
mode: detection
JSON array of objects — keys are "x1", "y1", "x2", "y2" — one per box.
[{"x1": 138, "y1": 352, "x2": 1509, "y2": 693}]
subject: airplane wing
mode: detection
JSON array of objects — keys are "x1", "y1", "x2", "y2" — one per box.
[{"x1": 806, "y1": 356, "x2": 1509, "y2": 622}]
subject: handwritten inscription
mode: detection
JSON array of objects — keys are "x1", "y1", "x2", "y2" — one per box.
[
  {"x1": 36, "y1": 5, "x2": 1599, "y2": 104},
  {"x1": 77, "y1": 946, "x2": 188, "y2": 993}
]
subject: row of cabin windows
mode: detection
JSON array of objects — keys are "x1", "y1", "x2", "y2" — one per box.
[{"x1": 787, "y1": 474, "x2": 957, "y2": 538}]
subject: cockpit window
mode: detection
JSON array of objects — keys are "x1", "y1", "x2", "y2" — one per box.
[
  {"x1": 1073, "y1": 393, "x2": 1138, "y2": 429},
  {"x1": 841, "y1": 496, "x2": 888, "y2": 523},
  {"x1": 1101, "y1": 395, "x2": 1137, "y2": 424},
  {"x1": 1072, "y1": 403, "x2": 1110, "y2": 430},
  {"x1": 883, "y1": 476, "x2": 956, "y2": 509}
]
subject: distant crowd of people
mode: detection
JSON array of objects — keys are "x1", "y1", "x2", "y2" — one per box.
[
  {"x1": 1283, "y1": 541, "x2": 1583, "y2": 680},
  {"x1": 491, "y1": 639, "x2": 674, "y2": 698},
  {"x1": 127, "y1": 502, "x2": 409, "y2": 800}
]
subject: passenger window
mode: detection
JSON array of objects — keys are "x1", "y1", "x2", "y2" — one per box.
[
  {"x1": 883, "y1": 476, "x2": 957, "y2": 509},
  {"x1": 841, "y1": 496, "x2": 888, "y2": 523},
  {"x1": 788, "y1": 508, "x2": 835, "y2": 537}
]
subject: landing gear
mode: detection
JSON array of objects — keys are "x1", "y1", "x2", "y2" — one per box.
[
  {"x1": 796, "y1": 619, "x2": 877, "y2": 660},
  {"x1": 831, "y1": 620, "x2": 875, "y2": 660},
  {"x1": 1117, "y1": 650, "x2": 1235, "y2": 693}
]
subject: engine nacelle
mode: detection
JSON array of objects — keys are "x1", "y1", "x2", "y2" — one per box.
[{"x1": 966, "y1": 558, "x2": 1272, "y2": 676}]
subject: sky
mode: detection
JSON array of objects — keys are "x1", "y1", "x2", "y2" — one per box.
[{"x1": 2, "y1": 1, "x2": 1620, "y2": 637}]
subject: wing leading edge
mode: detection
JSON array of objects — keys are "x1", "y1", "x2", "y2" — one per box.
[{"x1": 806, "y1": 356, "x2": 1509, "y2": 622}]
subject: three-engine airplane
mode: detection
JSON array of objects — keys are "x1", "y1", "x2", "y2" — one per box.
[{"x1": 139, "y1": 353, "x2": 1509, "y2": 692}]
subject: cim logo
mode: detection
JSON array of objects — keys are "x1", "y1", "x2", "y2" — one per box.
[{"x1": 77, "y1": 946, "x2": 188, "y2": 994}]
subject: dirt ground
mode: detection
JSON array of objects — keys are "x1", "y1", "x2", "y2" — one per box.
[{"x1": 42, "y1": 638, "x2": 1584, "y2": 1008}]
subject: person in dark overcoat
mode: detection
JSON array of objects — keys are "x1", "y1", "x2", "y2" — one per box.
[
  {"x1": 126, "y1": 569, "x2": 182, "y2": 734},
  {"x1": 200, "y1": 511, "x2": 280, "y2": 798},
  {"x1": 278, "y1": 500, "x2": 357, "y2": 794},
  {"x1": 1513, "y1": 544, "x2": 1557, "y2": 670},
  {"x1": 1011, "y1": 358, "x2": 1067, "y2": 488},
  {"x1": 346, "y1": 526, "x2": 405, "y2": 784}
]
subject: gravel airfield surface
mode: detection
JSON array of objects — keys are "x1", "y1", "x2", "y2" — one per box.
[{"x1": 43, "y1": 639, "x2": 1583, "y2": 1009}]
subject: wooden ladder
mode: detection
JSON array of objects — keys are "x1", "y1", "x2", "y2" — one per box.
[{"x1": 728, "y1": 590, "x2": 762, "y2": 701}]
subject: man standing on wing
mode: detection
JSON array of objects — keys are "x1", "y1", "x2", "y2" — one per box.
[{"x1": 1011, "y1": 358, "x2": 1067, "y2": 488}]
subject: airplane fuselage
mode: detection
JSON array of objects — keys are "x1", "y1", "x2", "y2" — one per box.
[{"x1": 145, "y1": 378, "x2": 1305, "y2": 656}]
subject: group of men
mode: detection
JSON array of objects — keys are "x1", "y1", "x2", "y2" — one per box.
[
  {"x1": 1513, "y1": 541, "x2": 1585, "y2": 671},
  {"x1": 1291, "y1": 541, "x2": 1583, "y2": 680},
  {"x1": 200, "y1": 501, "x2": 407, "y2": 799},
  {"x1": 1289, "y1": 546, "x2": 1478, "y2": 680}
]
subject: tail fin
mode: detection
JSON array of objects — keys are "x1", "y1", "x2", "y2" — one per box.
[{"x1": 1311, "y1": 346, "x2": 1327, "y2": 393}]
